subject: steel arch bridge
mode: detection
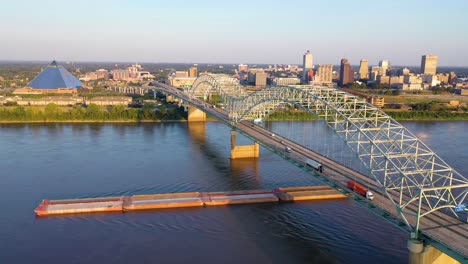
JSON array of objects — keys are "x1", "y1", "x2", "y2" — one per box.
[
  {"x1": 188, "y1": 74, "x2": 468, "y2": 235},
  {"x1": 189, "y1": 74, "x2": 248, "y2": 101}
]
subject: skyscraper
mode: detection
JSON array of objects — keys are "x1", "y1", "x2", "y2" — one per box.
[
  {"x1": 379, "y1": 60, "x2": 390, "y2": 76},
  {"x1": 302, "y1": 50, "x2": 313, "y2": 83},
  {"x1": 189, "y1": 67, "x2": 198, "y2": 77},
  {"x1": 339, "y1": 58, "x2": 354, "y2": 87},
  {"x1": 358, "y1": 59, "x2": 369, "y2": 80},
  {"x1": 421, "y1": 55, "x2": 438, "y2": 75}
]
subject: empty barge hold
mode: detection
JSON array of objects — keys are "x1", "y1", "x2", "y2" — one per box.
[
  {"x1": 202, "y1": 190, "x2": 278, "y2": 206},
  {"x1": 34, "y1": 196, "x2": 124, "y2": 216}
]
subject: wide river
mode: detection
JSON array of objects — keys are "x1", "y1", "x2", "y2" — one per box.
[{"x1": 0, "y1": 121, "x2": 466, "y2": 264}]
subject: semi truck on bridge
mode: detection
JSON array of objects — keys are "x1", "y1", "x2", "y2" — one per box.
[
  {"x1": 306, "y1": 158, "x2": 324, "y2": 173},
  {"x1": 347, "y1": 181, "x2": 374, "y2": 200}
]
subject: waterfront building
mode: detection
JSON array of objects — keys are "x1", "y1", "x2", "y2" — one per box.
[
  {"x1": 339, "y1": 58, "x2": 354, "y2": 86},
  {"x1": 27, "y1": 60, "x2": 82, "y2": 89},
  {"x1": 421, "y1": 55, "x2": 438, "y2": 75},
  {"x1": 358, "y1": 59, "x2": 369, "y2": 80},
  {"x1": 302, "y1": 50, "x2": 313, "y2": 83},
  {"x1": 14, "y1": 60, "x2": 82, "y2": 94}
]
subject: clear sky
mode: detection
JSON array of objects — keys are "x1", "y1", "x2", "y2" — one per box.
[{"x1": 1, "y1": 0, "x2": 467, "y2": 66}]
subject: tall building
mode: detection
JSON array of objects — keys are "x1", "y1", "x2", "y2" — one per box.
[
  {"x1": 379, "y1": 60, "x2": 390, "y2": 76},
  {"x1": 370, "y1": 66, "x2": 380, "y2": 81},
  {"x1": 358, "y1": 59, "x2": 369, "y2": 79},
  {"x1": 421, "y1": 55, "x2": 438, "y2": 75},
  {"x1": 255, "y1": 72, "x2": 267, "y2": 86},
  {"x1": 189, "y1": 67, "x2": 198, "y2": 78},
  {"x1": 339, "y1": 58, "x2": 354, "y2": 86},
  {"x1": 317, "y1": 64, "x2": 333, "y2": 84},
  {"x1": 302, "y1": 50, "x2": 313, "y2": 83}
]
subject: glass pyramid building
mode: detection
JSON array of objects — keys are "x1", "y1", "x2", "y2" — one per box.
[{"x1": 27, "y1": 60, "x2": 83, "y2": 89}]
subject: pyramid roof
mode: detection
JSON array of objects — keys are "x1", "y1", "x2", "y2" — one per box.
[{"x1": 27, "y1": 61, "x2": 83, "y2": 89}]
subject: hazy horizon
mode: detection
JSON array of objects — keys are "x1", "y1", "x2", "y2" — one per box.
[{"x1": 1, "y1": 0, "x2": 467, "y2": 66}]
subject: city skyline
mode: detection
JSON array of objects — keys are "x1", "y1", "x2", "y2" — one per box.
[{"x1": 1, "y1": 0, "x2": 467, "y2": 66}]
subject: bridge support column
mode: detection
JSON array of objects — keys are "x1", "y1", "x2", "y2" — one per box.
[
  {"x1": 230, "y1": 130, "x2": 259, "y2": 159},
  {"x1": 188, "y1": 107, "x2": 206, "y2": 122},
  {"x1": 408, "y1": 239, "x2": 460, "y2": 264}
]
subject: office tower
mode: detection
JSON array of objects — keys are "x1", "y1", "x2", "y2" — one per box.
[
  {"x1": 370, "y1": 66, "x2": 380, "y2": 81},
  {"x1": 317, "y1": 64, "x2": 333, "y2": 84},
  {"x1": 189, "y1": 67, "x2": 198, "y2": 77},
  {"x1": 379, "y1": 60, "x2": 390, "y2": 76},
  {"x1": 339, "y1": 58, "x2": 354, "y2": 86},
  {"x1": 302, "y1": 50, "x2": 313, "y2": 83},
  {"x1": 255, "y1": 72, "x2": 267, "y2": 86},
  {"x1": 420, "y1": 55, "x2": 438, "y2": 75},
  {"x1": 358, "y1": 59, "x2": 369, "y2": 79}
]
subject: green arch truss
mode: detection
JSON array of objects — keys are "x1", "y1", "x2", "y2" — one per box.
[{"x1": 187, "y1": 80, "x2": 468, "y2": 232}]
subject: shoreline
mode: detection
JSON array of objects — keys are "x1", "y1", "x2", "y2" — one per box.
[{"x1": 1, "y1": 118, "x2": 467, "y2": 124}]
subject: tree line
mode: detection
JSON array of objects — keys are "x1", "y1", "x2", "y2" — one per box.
[{"x1": 0, "y1": 103, "x2": 187, "y2": 122}]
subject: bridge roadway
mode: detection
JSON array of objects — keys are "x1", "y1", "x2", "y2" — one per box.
[{"x1": 155, "y1": 83, "x2": 468, "y2": 261}]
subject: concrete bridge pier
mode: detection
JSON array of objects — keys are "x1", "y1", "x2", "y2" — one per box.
[
  {"x1": 187, "y1": 107, "x2": 206, "y2": 122},
  {"x1": 408, "y1": 239, "x2": 460, "y2": 264},
  {"x1": 230, "y1": 130, "x2": 259, "y2": 159}
]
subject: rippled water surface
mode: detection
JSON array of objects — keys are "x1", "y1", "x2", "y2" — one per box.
[{"x1": 0, "y1": 121, "x2": 466, "y2": 263}]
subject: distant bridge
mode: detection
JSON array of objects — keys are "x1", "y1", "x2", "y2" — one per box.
[{"x1": 148, "y1": 74, "x2": 468, "y2": 263}]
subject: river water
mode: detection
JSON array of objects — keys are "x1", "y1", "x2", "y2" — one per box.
[{"x1": 0, "y1": 121, "x2": 466, "y2": 264}]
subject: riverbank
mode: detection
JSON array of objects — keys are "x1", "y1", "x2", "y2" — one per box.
[{"x1": 1, "y1": 106, "x2": 467, "y2": 123}]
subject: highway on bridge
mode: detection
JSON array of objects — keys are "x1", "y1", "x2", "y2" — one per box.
[{"x1": 155, "y1": 83, "x2": 468, "y2": 261}]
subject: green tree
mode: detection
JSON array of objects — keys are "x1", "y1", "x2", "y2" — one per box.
[{"x1": 85, "y1": 103, "x2": 102, "y2": 119}]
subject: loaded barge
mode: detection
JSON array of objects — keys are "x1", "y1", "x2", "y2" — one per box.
[{"x1": 35, "y1": 185, "x2": 347, "y2": 216}]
